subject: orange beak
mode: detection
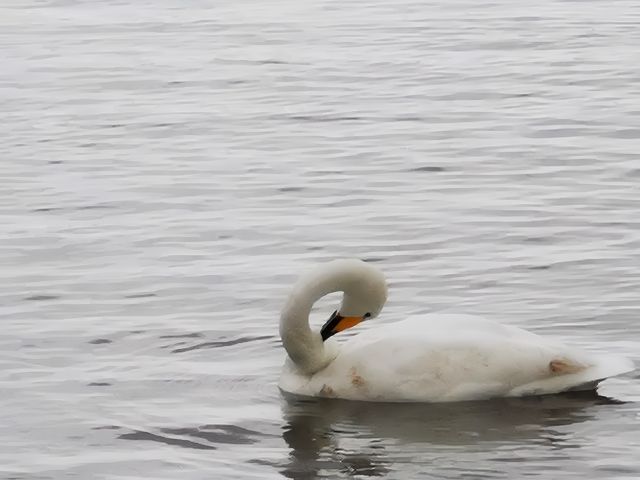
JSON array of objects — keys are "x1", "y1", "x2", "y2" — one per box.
[{"x1": 320, "y1": 311, "x2": 364, "y2": 341}]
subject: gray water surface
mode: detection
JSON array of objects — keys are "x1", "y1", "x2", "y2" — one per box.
[{"x1": 1, "y1": 1, "x2": 640, "y2": 478}]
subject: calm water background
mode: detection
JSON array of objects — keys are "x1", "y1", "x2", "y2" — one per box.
[{"x1": 1, "y1": 1, "x2": 640, "y2": 478}]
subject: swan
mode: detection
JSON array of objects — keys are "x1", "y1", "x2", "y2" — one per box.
[{"x1": 278, "y1": 259, "x2": 635, "y2": 402}]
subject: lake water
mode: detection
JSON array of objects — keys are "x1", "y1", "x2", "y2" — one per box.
[{"x1": 1, "y1": 1, "x2": 639, "y2": 478}]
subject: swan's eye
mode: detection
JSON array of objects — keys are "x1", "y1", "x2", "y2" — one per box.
[{"x1": 364, "y1": 312, "x2": 372, "y2": 319}]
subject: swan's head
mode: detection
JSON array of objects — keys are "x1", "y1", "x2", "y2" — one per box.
[
  {"x1": 280, "y1": 259, "x2": 388, "y2": 373},
  {"x1": 318, "y1": 259, "x2": 388, "y2": 341}
]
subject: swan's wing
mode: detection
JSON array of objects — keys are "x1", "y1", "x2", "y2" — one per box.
[{"x1": 308, "y1": 314, "x2": 634, "y2": 402}]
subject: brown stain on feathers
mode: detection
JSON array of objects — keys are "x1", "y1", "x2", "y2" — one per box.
[
  {"x1": 319, "y1": 384, "x2": 335, "y2": 397},
  {"x1": 350, "y1": 367, "x2": 366, "y2": 388},
  {"x1": 318, "y1": 368, "x2": 367, "y2": 398},
  {"x1": 549, "y1": 359, "x2": 585, "y2": 375}
]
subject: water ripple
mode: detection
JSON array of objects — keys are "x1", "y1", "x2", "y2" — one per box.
[{"x1": 1, "y1": 0, "x2": 640, "y2": 478}]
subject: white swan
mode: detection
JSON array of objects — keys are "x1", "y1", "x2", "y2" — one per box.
[{"x1": 278, "y1": 259, "x2": 635, "y2": 403}]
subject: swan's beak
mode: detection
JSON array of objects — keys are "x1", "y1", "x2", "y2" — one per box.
[{"x1": 320, "y1": 310, "x2": 364, "y2": 341}]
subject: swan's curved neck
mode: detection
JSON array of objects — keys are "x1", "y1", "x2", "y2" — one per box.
[{"x1": 279, "y1": 271, "x2": 347, "y2": 374}]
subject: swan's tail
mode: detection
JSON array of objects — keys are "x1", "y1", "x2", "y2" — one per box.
[{"x1": 511, "y1": 354, "x2": 635, "y2": 397}]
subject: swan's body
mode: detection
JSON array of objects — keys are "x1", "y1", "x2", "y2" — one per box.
[{"x1": 278, "y1": 260, "x2": 635, "y2": 403}]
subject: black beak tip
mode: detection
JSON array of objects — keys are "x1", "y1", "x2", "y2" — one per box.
[
  {"x1": 320, "y1": 310, "x2": 342, "y2": 342},
  {"x1": 321, "y1": 328, "x2": 334, "y2": 341}
]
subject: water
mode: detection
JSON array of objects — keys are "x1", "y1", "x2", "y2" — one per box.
[{"x1": 1, "y1": 0, "x2": 640, "y2": 478}]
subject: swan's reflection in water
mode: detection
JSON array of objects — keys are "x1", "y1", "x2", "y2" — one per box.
[{"x1": 280, "y1": 391, "x2": 621, "y2": 479}]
